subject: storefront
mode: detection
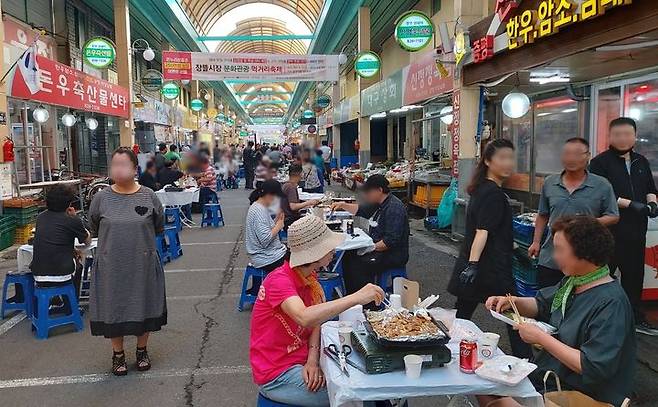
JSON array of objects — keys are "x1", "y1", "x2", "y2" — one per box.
[
  {"x1": 133, "y1": 95, "x2": 172, "y2": 153},
  {"x1": 332, "y1": 94, "x2": 359, "y2": 167}
]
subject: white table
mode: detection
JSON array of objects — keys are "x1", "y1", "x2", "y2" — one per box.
[
  {"x1": 320, "y1": 319, "x2": 543, "y2": 407},
  {"x1": 299, "y1": 191, "x2": 326, "y2": 201},
  {"x1": 155, "y1": 187, "x2": 200, "y2": 207},
  {"x1": 17, "y1": 239, "x2": 98, "y2": 273}
]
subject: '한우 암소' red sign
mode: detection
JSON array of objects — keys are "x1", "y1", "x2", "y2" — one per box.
[{"x1": 9, "y1": 52, "x2": 130, "y2": 118}]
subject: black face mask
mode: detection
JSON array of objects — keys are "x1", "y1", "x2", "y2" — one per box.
[{"x1": 608, "y1": 145, "x2": 634, "y2": 156}]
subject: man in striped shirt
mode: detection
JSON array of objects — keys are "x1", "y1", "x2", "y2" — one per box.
[{"x1": 195, "y1": 155, "x2": 217, "y2": 205}]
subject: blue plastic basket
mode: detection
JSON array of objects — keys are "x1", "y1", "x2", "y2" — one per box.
[
  {"x1": 512, "y1": 252, "x2": 539, "y2": 286},
  {"x1": 512, "y1": 217, "x2": 535, "y2": 246},
  {"x1": 515, "y1": 278, "x2": 538, "y2": 298}
]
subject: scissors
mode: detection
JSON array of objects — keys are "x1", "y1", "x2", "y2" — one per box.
[{"x1": 325, "y1": 344, "x2": 352, "y2": 376}]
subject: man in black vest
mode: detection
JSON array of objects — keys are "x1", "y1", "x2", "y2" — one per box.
[{"x1": 590, "y1": 117, "x2": 658, "y2": 335}]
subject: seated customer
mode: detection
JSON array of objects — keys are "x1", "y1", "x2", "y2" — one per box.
[
  {"x1": 30, "y1": 185, "x2": 91, "y2": 312},
  {"x1": 245, "y1": 180, "x2": 288, "y2": 274},
  {"x1": 250, "y1": 215, "x2": 384, "y2": 406},
  {"x1": 157, "y1": 159, "x2": 184, "y2": 189},
  {"x1": 138, "y1": 160, "x2": 159, "y2": 191},
  {"x1": 282, "y1": 164, "x2": 320, "y2": 229},
  {"x1": 331, "y1": 175, "x2": 409, "y2": 294},
  {"x1": 484, "y1": 215, "x2": 635, "y2": 407}
]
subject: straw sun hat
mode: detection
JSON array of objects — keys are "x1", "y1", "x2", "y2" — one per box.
[{"x1": 288, "y1": 215, "x2": 346, "y2": 268}]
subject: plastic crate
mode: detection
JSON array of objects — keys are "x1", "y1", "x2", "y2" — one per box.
[
  {"x1": 4, "y1": 206, "x2": 40, "y2": 226},
  {"x1": 0, "y1": 228, "x2": 14, "y2": 250},
  {"x1": 515, "y1": 278, "x2": 538, "y2": 298},
  {"x1": 513, "y1": 217, "x2": 535, "y2": 246},
  {"x1": 512, "y1": 252, "x2": 539, "y2": 285}
]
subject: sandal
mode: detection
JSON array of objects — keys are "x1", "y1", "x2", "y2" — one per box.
[
  {"x1": 112, "y1": 351, "x2": 128, "y2": 376},
  {"x1": 136, "y1": 347, "x2": 151, "y2": 371}
]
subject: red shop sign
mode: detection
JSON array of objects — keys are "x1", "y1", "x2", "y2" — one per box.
[
  {"x1": 162, "y1": 51, "x2": 192, "y2": 80},
  {"x1": 451, "y1": 90, "x2": 460, "y2": 178},
  {"x1": 403, "y1": 52, "x2": 453, "y2": 105},
  {"x1": 9, "y1": 53, "x2": 130, "y2": 118}
]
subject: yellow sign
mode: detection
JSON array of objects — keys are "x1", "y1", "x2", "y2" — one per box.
[
  {"x1": 507, "y1": 0, "x2": 632, "y2": 50},
  {"x1": 207, "y1": 108, "x2": 218, "y2": 119},
  {"x1": 454, "y1": 31, "x2": 467, "y2": 65},
  {"x1": 435, "y1": 59, "x2": 449, "y2": 79}
]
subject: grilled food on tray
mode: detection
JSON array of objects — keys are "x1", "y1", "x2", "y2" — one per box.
[{"x1": 366, "y1": 310, "x2": 440, "y2": 339}]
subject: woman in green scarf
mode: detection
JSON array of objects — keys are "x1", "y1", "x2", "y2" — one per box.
[{"x1": 485, "y1": 215, "x2": 636, "y2": 407}]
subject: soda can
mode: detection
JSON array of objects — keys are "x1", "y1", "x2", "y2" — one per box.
[
  {"x1": 346, "y1": 220, "x2": 354, "y2": 235},
  {"x1": 459, "y1": 338, "x2": 478, "y2": 373}
]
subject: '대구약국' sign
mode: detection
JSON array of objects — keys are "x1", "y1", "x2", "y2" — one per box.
[{"x1": 162, "y1": 51, "x2": 339, "y2": 82}]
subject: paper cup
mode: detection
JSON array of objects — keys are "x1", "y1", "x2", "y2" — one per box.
[
  {"x1": 339, "y1": 304, "x2": 365, "y2": 330},
  {"x1": 338, "y1": 326, "x2": 353, "y2": 347},
  {"x1": 404, "y1": 354, "x2": 423, "y2": 379},
  {"x1": 389, "y1": 294, "x2": 402, "y2": 310},
  {"x1": 478, "y1": 332, "x2": 500, "y2": 360}
]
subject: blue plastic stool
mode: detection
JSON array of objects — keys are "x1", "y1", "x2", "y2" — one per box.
[
  {"x1": 201, "y1": 203, "x2": 225, "y2": 227},
  {"x1": 31, "y1": 282, "x2": 83, "y2": 339},
  {"x1": 237, "y1": 167, "x2": 245, "y2": 179},
  {"x1": 156, "y1": 233, "x2": 170, "y2": 264},
  {"x1": 1, "y1": 273, "x2": 34, "y2": 319},
  {"x1": 165, "y1": 207, "x2": 182, "y2": 231},
  {"x1": 257, "y1": 393, "x2": 298, "y2": 407},
  {"x1": 238, "y1": 265, "x2": 265, "y2": 311},
  {"x1": 164, "y1": 226, "x2": 183, "y2": 259},
  {"x1": 278, "y1": 229, "x2": 288, "y2": 243},
  {"x1": 377, "y1": 267, "x2": 408, "y2": 293},
  {"x1": 318, "y1": 275, "x2": 344, "y2": 301}
]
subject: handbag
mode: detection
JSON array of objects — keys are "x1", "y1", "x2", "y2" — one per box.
[{"x1": 543, "y1": 371, "x2": 630, "y2": 407}]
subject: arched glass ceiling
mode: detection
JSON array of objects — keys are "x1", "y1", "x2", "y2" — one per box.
[{"x1": 215, "y1": 18, "x2": 308, "y2": 54}]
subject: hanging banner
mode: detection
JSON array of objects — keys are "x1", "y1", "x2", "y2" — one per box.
[
  {"x1": 8, "y1": 52, "x2": 130, "y2": 118},
  {"x1": 162, "y1": 51, "x2": 339, "y2": 82}
]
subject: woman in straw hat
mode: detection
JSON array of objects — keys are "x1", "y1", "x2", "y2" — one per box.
[{"x1": 250, "y1": 215, "x2": 385, "y2": 406}]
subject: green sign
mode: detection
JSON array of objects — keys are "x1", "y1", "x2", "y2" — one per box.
[
  {"x1": 354, "y1": 51, "x2": 381, "y2": 78},
  {"x1": 361, "y1": 69, "x2": 403, "y2": 117},
  {"x1": 161, "y1": 82, "x2": 180, "y2": 100},
  {"x1": 239, "y1": 130, "x2": 248, "y2": 137},
  {"x1": 303, "y1": 109, "x2": 314, "y2": 119},
  {"x1": 141, "y1": 69, "x2": 163, "y2": 92},
  {"x1": 395, "y1": 11, "x2": 434, "y2": 52},
  {"x1": 83, "y1": 37, "x2": 116, "y2": 68},
  {"x1": 317, "y1": 94, "x2": 331, "y2": 109},
  {"x1": 190, "y1": 98, "x2": 205, "y2": 112}
]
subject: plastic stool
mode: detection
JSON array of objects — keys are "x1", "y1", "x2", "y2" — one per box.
[
  {"x1": 165, "y1": 207, "x2": 182, "y2": 231},
  {"x1": 318, "y1": 274, "x2": 344, "y2": 301},
  {"x1": 377, "y1": 267, "x2": 408, "y2": 293},
  {"x1": 257, "y1": 393, "x2": 298, "y2": 407},
  {"x1": 238, "y1": 265, "x2": 264, "y2": 311},
  {"x1": 278, "y1": 229, "x2": 288, "y2": 243},
  {"x1": 237, "y1": 167, "x2": 245, "y2": 179},
  {"x1": 1, "y1": 272, "x2": 34, "y2": 319},
  {"x1": 164, "y1": 226, "x2": 183, "y2": 259},
  {"x1": 156, "y1": 233, "x2": 170, "y2": 264},
  {"x1": 31, "y1": 282, "x2": 83, "y2": 339},
  {"x1": 201, "y1": 203, "x2": 225, "y2": 227}
]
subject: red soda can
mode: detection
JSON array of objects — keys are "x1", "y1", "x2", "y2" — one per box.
[{"x1": 459, "y1": 338, "x2": 478, "y2": 373}]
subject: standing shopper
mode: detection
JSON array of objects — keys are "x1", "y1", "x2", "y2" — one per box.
[
  {"x1": 447, "y1": 140, "x2": 528, "y2": 356},
  {"x1": 244, "y1": 141, "x2": 256, "y2": 190},
  {"x1": 589, "y1": 117, "x2": 658, "y2": 335},
  {"x1": 528, "y1": 138, "x2": 619, "y2": 288},
  {"x1": 301, "y1": 150, "x2": 322, "y2": 193},
  {"x1": 88, "y1": 147, "x2": 167, "y2": 376},
  {"x1": 320, "y1": 140, "x2": 332, "y2": 185}
]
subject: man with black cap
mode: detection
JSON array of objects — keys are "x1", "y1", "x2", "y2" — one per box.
[
  {"x1": 331, "y1": 174, "x2": 410, "y2": 294},
  {"x1": 590, "y1": 117, "x2": 658, "y2": 336}
]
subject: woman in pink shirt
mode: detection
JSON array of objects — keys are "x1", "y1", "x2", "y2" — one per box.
[{"x1": 250, "y1": 215, "x2": 385, "y2": 406}]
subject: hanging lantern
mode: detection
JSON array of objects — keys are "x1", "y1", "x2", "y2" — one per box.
[
  {"x1": 33, "y1": 106, "x2": 50, "y2": 123},
  {"x1": 439, "y1": 106, "x2": 453, "y2": 125},
  {"x1": 502, "y1": 92, "x2": 530, "y2": 119},
  {"x1": 86, "y1": 117, "x2": 99, "y2": 130},
  {"x1": 142, "y1": 47, "x2": 155, "y2": 62},
  {"x1": 61, "y1": 112, "x2": 76, "y2": 127}
]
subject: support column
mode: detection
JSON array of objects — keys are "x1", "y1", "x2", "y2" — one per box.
[
  {"x1": 331, "y1": 83, "x2": 341, "y2": 166},
  {"x1": 357, "y1": 6, "x2": 375, "y2": 167},
  {"x1": 113, "y1": 0, "x2": 134, "y2": 147},
  {"x1": 0, "y1": 2, "x2": 7, "y2": 163},
  {"x1": 453, "y1": 0, "x2": 489, "y2": 197},
  {"x1": 386, "y1": 116, "x2": 394, "y2": 161}
]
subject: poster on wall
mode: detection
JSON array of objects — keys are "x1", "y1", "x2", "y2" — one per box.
[
  {"x1": 8, "y1": 50, "x2": 130, "y2": 118},
  {"x1": 0, "y1": 163, "x2": 13, "y2": 199},
  {"x1": 162, "y1": 51, "x2": 339, "y2": 82}
]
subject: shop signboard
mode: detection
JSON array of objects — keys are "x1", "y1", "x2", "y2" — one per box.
[
  {"x1": 133, "y1": 95, "x2": 170, "y2": 126},
  {"x1": 161, "y1": 82, "x2": 180, "y2": 100},
  {"x1": 394, "y1": 11, "x2": 434, "y2": 52},
  {"x1": 317, "y1": 94, "x2": 331, "y2": 108},
  {"x1": 403, "y1": 52, "x2": 453, "y2": 105},
  {"x1": 354, "y1": 51, "x2": 381, "y2": 78},
  {"x1": 141, "y1": 69, "x2": 163, "y2": 91},
  {"x1": 8, "y1": 52, "x2": 130, "y2": 118},
  {"x1": 206, "y1": 108, "x2": 218, "y2": 119},
  {"x1": 307, "y1": 124, "x2": 317, "y2": 134},
  {"x1": 83, "y1": 37, "x2": 116, "y2": 69},
  {"x1": 303, "y1": 109, "x2": 314, "y2": 118},
  {"x1": 451, "y1": 90, "x2": 460, "y2": 178},
  {"x1": 162, "y1": 51, "x2": 339, "y2": 82},
  {"x1": 361, "y1": 69, "x2": 403, "y2": 117}
]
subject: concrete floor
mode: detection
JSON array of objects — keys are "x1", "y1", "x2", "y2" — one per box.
[{"x1": 0, "y1": 184, "x2": 656, "y2": 407}]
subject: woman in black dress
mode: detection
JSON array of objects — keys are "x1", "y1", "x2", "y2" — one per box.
[{"x1": 448, "y1": 139, "x2": 519, "y2": 342}]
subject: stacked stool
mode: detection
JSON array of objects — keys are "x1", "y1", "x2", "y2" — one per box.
[
  {"x1": 238, "y1": 265, "x2": 264, "y2": 311},
  {"x1": 156, "y1": 233, "x2": 170, "y2": 264},
  {"x1": 164, "y1": 226, "x2": 183, "y2": 260},
  {"x1": 164, "y1": 207, "x2": 182, "y2": 231},
  {"x1": 1, "y1": 272, "x2": 34, "y2": 319},
  {"x1": 201, "y1": 203, "x2": 224, "y2": 227},
  {"x1": 31, "y1": 282, "x2": 83, "y2": 339}
]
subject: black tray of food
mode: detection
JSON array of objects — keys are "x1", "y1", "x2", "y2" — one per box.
[{"x1": 363, "y1": 310, "x2": 451, "y2": 349}]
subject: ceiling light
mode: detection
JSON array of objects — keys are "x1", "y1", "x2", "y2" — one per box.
[
  {"x1": 402, "y1": 105, "x2": 422, "y2": 110},
  {"x1": 204, "y1": 93, "x2": 211, "y2": 101},
  {"x1": 629, "y1": 107, "x2": 642, "y2": 121},
  {"x1": 143, "y1": 47, "x2": 155, "y2": 62},
  {"x1": 561, "y1": 108, "x2": 577, "y2": 113},
  {"x1": 61, "y1": 112, "x2": 76, "y2": 127},
  {"x1": 390, "y1": 108, "x2": 408, "y2": 114},
  {"x1": 439, "y1": 106, "x2": 453, "y2": 124},
  {"x1": 502, "y1": 92, "x2": 530, "y2": 119},
  {"x1": 218, "y1": 102, "x2": 223, "y2": 110},
  {"x1": 86, "y1": 117, "x2": 99, "y2": 130},
  {"x1": 33, "y1": 106, "x2": 49, "y2": 123}
]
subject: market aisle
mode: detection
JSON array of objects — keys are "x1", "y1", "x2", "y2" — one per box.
[{"x1": 0, "y1": 187, "x2": 259, "y2": 407}]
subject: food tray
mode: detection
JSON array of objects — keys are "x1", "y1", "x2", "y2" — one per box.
[
  {"x1": 475, "y1": 355, "x2": 537, "y2": 386},
  {"x1": 363, "y1": 310, "x2": 451, "y2": 349}
]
